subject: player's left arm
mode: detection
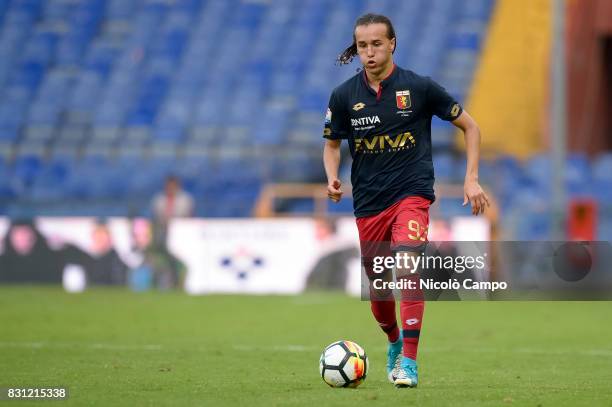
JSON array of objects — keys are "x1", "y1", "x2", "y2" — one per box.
[{"x1": 452, "y1": 110, "x2": 490, "y2": 215}]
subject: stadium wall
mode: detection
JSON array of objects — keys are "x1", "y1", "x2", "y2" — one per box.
[{"x1": 567, "y1": 0, "x2": 612, "y2": 154}]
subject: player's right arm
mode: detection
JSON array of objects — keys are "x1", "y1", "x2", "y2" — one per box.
[
  {"x1": 322, "y1": 90, "x2": 350, "y2": 203},
  {"x1": 324, "y1": 139, "x2": 343, "y2": 202}
]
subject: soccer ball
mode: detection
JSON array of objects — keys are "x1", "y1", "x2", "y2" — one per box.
[{"x1": 319, "y1": 340, "x2": 368, "y2": 388}]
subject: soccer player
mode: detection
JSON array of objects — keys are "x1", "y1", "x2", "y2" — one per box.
[{"x1": 322, "y1": 13, "x2": 489, "y2": 388}]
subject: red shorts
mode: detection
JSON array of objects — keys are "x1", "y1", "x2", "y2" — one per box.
[
  {"x1": 356, "y1": 196, "x2": 431, "y2": 254},
  {"x1": 357, "y1": 196, "x2": 430, "y2": 298}
]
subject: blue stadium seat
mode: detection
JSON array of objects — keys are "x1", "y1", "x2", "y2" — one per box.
[
  {"x1": 433, "y1": 152, "x2": 457, "y2": 182},
  {"x1": 11, "y1": 154, "x2": 42, "y2": 186},
  {"x1": 565, "y1": 153, "x2": 592, "y2": 196},
  {"x1": 592, "y1": 154, "x2": 612, "y2": 204},
  {"x1": 0, "y1": 0, "x2": 556, "y2": 225},
  {"x1": 106, "y1": 0, "x2": 139, "y2": 20},
  {"x1": 593, "y1": 153, "x2": 612, "y2": 182},
  {"x1": 524, "y1": 154, "x2": 552, "y2": 190}
]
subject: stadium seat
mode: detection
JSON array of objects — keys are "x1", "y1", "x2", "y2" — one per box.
[
  {"x1": 592, "y1": 153, "x2": 612, "y2": 182},
  {"x1": 7, "y1": 0, "x2": 595, "y2": 232}
]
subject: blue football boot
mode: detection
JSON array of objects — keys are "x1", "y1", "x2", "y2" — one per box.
[
  {"x1": 394, "y1": 356, "x2": 418, "y2": 388},
  {"x1": 386, "y1": 333, "x2": 403, "y2": 383}
]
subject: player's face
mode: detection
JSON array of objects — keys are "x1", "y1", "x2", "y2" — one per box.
[{"x1": 354, "y1": 23, "x2": 395, "y2": 75}]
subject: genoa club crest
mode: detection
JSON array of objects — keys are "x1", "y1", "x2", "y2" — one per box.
[{"x1": 396, "y1": 90, "x2": 411, "y2": 109}]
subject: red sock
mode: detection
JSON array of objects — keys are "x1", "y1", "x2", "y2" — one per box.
[
  {"x1": 400, "y1": 300, "x2": 424, "y2": 360},
  {"x1": 370, "y1": 300, "x2": 399, "y2": 343}
]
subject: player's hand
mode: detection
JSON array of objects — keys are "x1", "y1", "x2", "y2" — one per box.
[
  {"x1": 463, "y1": 179, "x2": 490, "y2": 215},
  {"x1": 327, "y1": 179, "x2": 343, "y2": 203}
]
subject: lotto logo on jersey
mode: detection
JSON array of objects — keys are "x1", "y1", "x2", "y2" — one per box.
[{"x1": 396, "y1": 90, "x2": 411, "y2": 109}]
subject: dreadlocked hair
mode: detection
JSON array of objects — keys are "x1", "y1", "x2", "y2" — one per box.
[{"x1": 336, "y1": 13, "x2": 397, "y2": 66}]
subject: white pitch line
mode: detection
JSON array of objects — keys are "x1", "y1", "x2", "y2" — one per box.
[
  {"x1": 0, "y1": 342, "x2": 163, "y2": 351},
  {"x1": 2, "y1": 342, "x2": 611, "y2": 358},
  {"x1": 232, "y1": 344, "x2": 318, "y2": 352},
  {"x1": 514, "y1": 347, "x2": 612, "y2": 357},
  {"x1": 232, "y1": 345, "x2": 612, "y2": 358},
  {"x1": 420, "y1": 346, "x2": 612, "y2": 358},
  {"x1": 315, "y1": 345, "x2": 612, "y2": 357}
]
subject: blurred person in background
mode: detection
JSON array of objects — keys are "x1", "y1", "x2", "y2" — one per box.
[
  {"x1": 0, "y1": 219, "x2": 63, "y2": 283},
  {"x1": 85, "y1": 220, "x2": 128, "y2": 286},
  {"x1": 128, "y1": 218, "x2": 185, "y2": 291},
  {"x1": 151, "y1": 175, "x2": 194, "y2": 246},
  {"x1": 323, "y1": 13, "x2": 489, "y2": 388},
  {"x1": 305, "y1": 218, "x2": 359, "y2": 291}
]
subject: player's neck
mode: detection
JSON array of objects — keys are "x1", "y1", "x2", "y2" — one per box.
[{"x1": 365, "y1": 61, "x2": 395, "y2": 90}]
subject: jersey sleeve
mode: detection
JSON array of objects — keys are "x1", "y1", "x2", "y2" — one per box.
[
  {"x1": 427, "y1": 78, "x2": 463, "y2": 121},
  {"x1": 323, "y1": 90, "x2": 350, "y2": 140}
]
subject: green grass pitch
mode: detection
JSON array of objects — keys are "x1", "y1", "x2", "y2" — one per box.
[{"x1": 1, "y1": 287, "x2": 611, "y2": 406}]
